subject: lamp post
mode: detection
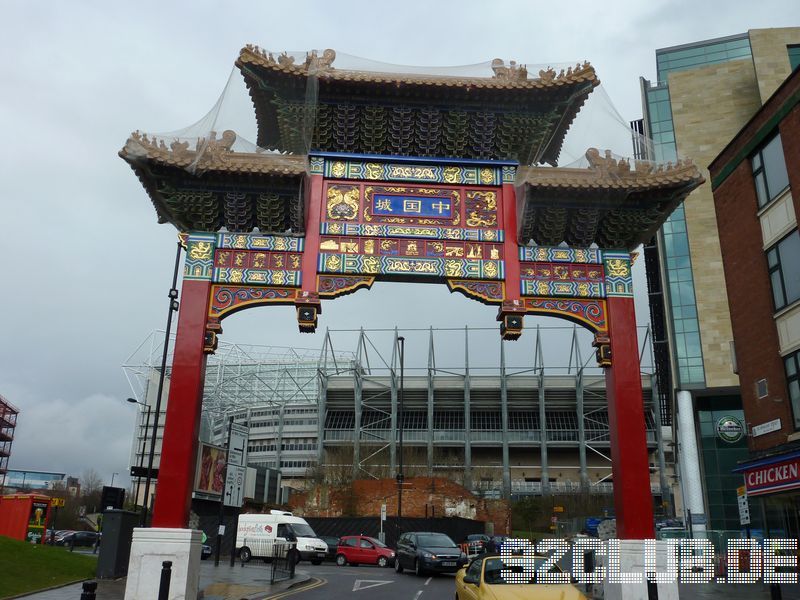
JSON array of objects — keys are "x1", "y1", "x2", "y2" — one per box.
[
  {"x1": 110, "y1": 473, "x2": 118, "y2": 488},
  {"x1": 142, "y1": 240, "x2": 183, "y2": 527},
  {"x1": 127, "y1": 397, "x2": 152, "y2": 526},
  {"x1": 397, "y1": 336, "x2": 405, "y2": 537}
]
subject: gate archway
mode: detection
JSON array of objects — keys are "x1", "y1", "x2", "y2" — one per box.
[{"x1": 121, "y1": 47, "x2": 702, "y2": 540}]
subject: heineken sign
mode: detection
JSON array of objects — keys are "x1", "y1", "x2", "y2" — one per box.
[{"x1": 716, "y1": 416, "x2": 745, "y2": 443}]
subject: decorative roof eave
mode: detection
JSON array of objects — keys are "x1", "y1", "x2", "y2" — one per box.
[
  {"x1": 520, "y1": 148, "x2": 704, "y2": 190},
  {"x1": 236, "y1": 46, "x2": 599, "y2": 163},
  {"x1": 517, "y1": 148, "x2": 705, "y2": 250},
  {"x1": 119, "y1": 130, "x2": 306, "y2": 230},
  {"x1": 119, "y1": 130, "x2": 307, "y2": 177},
  {"x1": 237, "y1": 45, "x2": 598, "y2": 90}
]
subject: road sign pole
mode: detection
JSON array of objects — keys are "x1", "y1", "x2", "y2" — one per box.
[{"x1": 215, "y1": 416, "x2": 233, "y2": 567}]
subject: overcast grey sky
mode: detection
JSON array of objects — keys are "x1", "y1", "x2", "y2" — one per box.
[{"x1": 2, "y1": 1, "x2": 798, "y2": 488}]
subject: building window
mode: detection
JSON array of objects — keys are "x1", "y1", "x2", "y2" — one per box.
[
  {"x1": 786, "y1": 350, "x2": 800, "y2": 429},
  {"x1": 767, "y1": 230, "x2": 800, "y2": 311},
  {"x1": 752, "y1": 133, "x2": 790, "y2": 208},
  {"x1": 789, "y1": 45, "x2": 800, "y2": 71}
]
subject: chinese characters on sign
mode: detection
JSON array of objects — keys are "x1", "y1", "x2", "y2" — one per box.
[{"x1": 372, "y1": 194, "x2": 452, "y2": 218}]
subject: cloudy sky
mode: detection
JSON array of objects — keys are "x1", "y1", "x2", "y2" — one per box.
[{"x1": 2, "y1": 1, "x2": 798, "y2": 489}]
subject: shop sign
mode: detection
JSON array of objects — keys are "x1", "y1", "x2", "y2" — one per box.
[
  {"x1": 744, "y1": 457, "x2": 800, "y2": 496},
  {"x1": 752, "y1": 418, "x2": 781, "y2": 437},
  {"x1": 716, "y1": 416, "x2": 745, "y2": 443}
]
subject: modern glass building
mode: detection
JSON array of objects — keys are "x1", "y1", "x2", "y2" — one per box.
[{"x1": 638, "y1": 28, "x2": 800, "y2": 533}]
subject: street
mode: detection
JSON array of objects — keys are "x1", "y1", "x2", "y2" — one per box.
[{"x1": 284, "y1": 562, "x2": 456, "y2": 599}]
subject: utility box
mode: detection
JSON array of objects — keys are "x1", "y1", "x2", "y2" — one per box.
[
  {"x1": 96, "y1": 509, "x2": 138, "y2": 579},
  {"x1": 0, "y1": 494, "x2": 50, "y2": 543}
]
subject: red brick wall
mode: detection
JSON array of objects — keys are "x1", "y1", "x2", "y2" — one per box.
[
  {"x1": 713, "y1": 157, "x2": 794, "y2": 451},
  {"x1": 289, "y1": 477, "x2": 510, "y2": 534}
]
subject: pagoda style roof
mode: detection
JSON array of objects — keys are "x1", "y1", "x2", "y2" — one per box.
[
  {"x1": 119, "y1": 130, "x2": 306, "y2": 233},
  {"x1": 236, "y1": 46, "x2": 599, "y2": 165},
  {"x1": 517, "y1": 148, "x2": 705, "y2": 250}
]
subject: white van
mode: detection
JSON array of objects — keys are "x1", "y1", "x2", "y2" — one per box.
[{"x1": 236, "y1": 510, "x2": 328, "y2": 565}]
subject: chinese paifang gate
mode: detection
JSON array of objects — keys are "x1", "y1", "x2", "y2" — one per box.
[{"x1": 120, "y1": 46, "x2": 703, "y2": 539}]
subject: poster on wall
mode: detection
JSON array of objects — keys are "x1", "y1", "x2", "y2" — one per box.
[
  {"x1": 195, "y1": 443, "x2": 227, "y2": 496},
  {"x1": 27, "y1": 501, "x2": 48, "y2": 543}
]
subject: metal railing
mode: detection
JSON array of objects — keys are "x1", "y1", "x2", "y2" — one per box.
[
  {"x1": 239, "y1": 538, "x2": 296, "y2": 584},
  {"x1": 471, "y1": 480, "x2": 664, "y2": 495}
]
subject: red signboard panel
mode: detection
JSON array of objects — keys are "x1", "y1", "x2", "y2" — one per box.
[{"x1": 744, "y1": 458, "x2": 800, "y2": 496}]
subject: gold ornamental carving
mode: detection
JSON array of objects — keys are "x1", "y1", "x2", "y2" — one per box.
[
  {"x1": 327, "y1": 186, "x2": 360, "y2": 221},
  {"x1": 189, "y1": 241, "x2": 213, "y2": 260},
  {"x1": 605, "y1": 259, "x2": 630, "y2": 277}
]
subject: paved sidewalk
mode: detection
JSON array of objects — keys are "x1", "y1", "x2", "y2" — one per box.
[{"x1": 15, "y1": 562, "x2": 311, "y2": 600}]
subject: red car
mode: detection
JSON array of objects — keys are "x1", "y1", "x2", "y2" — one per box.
[{"x1": 336, "y1": 535, "x2": 396, "y2": 567}]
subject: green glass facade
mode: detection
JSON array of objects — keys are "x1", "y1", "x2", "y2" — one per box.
[
  {"x1": 696, "y1": 397, "x2": 752, "y2": 531},
  {"x1": 789, "y1": 45, "x2": 800, "y2": 71},
  {"x1": 643, "y1": 35, "x2": 753, "y2": 388}
]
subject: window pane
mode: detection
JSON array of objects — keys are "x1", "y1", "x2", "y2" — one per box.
[
  {"x1": 752, "y1": 153, "x2": 762, "y2": 171},
  {"x1": 755, "y1": 173, "x2": 769, "y2": 207},
  {"x1": 763, "y1": 135, "x2": 790, "y2": 201},
  {"x1": 771, "y1": 270, "x2": 786, "y2": 309},
  {"x1": 787, "y1": 355, "x2": 797, "y2": 377},
  {"x1": 768, "y1": 248, "x2": 778, "y2": 268},
  {"x1": 778, "y1": 232, "x2": 800, "y2": 305}
]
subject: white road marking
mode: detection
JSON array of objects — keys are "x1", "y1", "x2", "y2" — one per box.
[
  {"x1": 352, "y1": 579, "x2": 393, "y2": 591},
  {"x1": 424, "y1": 577, "x2": 432, "y2": 586},
  {"x1": 413, "y1": 591, "x2": 423, "y2": 599}
]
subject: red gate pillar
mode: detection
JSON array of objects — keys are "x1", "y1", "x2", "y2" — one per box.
[
  {"x1": 151, "y1": 236, "x2": 215, "y2": 528},
  {"x1": 604, "y1": 253, "x2": 654, "y2": 539}
]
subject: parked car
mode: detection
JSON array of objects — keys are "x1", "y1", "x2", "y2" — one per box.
[
  {"x1": 455, "y1": 553, "x2": 587, "y2": 600},
  {"x1": 336, "y1": 535, "x2": 395, "y2": 567},
  {"x1": 56, "y1": 531, "x2": 100, "y2": 547},
  {"x1": 464, "y1": 533, "x2": 491, "y2": 555},
  {"x1": 201, "y1": 544, "x2": 213, "y2": 560},
  {"x1": 395, "y1": 532, "x2": 467, "y2": 576},
  {"x1": 319, "y1": 536, "x2": 340, "y2": 561}
]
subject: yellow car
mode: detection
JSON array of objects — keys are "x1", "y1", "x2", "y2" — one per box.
[{"x1": 455, "y1": 554, "x2": 589, "y2": 600}]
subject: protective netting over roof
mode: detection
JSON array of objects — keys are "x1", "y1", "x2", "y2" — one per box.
[{"x1": 122, "y1": 47, "x2": 668, "y2": 178}]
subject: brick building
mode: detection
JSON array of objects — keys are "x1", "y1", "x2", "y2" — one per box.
[{"x1": 709, "y1": 64, "x2": 800, "y2": 535}]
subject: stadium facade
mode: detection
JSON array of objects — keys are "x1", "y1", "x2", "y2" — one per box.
[{"x1": 126, "y1": 325, "x2": 677, "y2": 514}]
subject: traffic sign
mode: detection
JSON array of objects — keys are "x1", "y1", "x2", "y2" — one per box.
[
  {"x1": 224, "y1": 465, "x2": 246, "y2": 507},
  {"x1": 737, "y1": 487, "x2": 750, "y2": 525},
  {"x1": 50, "y1": 498, "x2": 65, "y2": 508},
  {"x1": 553, "y1": 506, "x2": 565, "y2": 513},
  {"x1": 380, "y1": 504, "x2": 386, "y2": 521}
]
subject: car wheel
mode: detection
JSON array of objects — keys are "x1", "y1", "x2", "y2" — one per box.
[
  {"x1": 415, "y1": 559, "x2": 425, "y2": 576},
  {"x1": 336, "y1": 554, "x2": 347, "y2": 566},
  {"x1": 378, "y1": 556, "x2": 388, "y2": 568},
  {"x1": 395, "y1": 558, "x2": 404, "y2": 573},
  {"x1": 239, "y1": 547, "x2": 252, "y2": 563}
]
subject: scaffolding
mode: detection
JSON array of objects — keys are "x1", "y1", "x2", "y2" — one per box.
[
  {"x1": 317, "y1": 324, "x2": 672, "y2": 506},
  {"x1": 122, "y1": 324, "x2": 674, "y2": 506},
  {"x1": 0, "y1": 394, "x2": 19, "y2": 494}
]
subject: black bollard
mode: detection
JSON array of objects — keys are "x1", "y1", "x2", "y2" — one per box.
[
  {"x1": 157, "y1": 561, "x2": 172, "y2": 600},
  {"x1": 771, "y1": 583, "x2": 782, "y2": 600},
  {"x1": 80, "y1": 581, "x2": 97, "y2": 600}
]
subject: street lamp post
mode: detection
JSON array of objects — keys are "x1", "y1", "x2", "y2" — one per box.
[
  {"x1": 110, "y1": 473, "x2": 118, "y2": 488},
  {"x1": 397, "y1": 336, "x2": 405, "y2": 537},
  {"x1": 142, "y1": 241, "x2": 183, "y2": 527},
  {"x1": 127, "y1": 397, "x2": 152, "y2": 526}
]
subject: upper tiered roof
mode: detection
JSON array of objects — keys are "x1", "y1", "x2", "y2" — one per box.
[{"x1": 236, "y1": 46, "x2": 599, "y2": 165}]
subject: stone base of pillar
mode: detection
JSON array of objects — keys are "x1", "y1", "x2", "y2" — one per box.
[
  {"x1": 602, "y1": 540, "x2": 678, "y2": 600},
  {"x1": 124, "y1": 528, "x2": 202, "y2": 600}
]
